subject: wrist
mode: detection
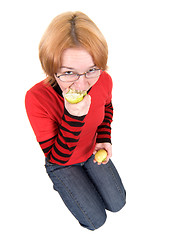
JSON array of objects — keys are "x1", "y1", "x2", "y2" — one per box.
[{"x1": 64, "y1": 107, "x2": 86, "y2": 121}]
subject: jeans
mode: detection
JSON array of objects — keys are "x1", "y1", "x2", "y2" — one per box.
[{"x1": 45, "y1": 154, "x2": 126, "y2": 230}]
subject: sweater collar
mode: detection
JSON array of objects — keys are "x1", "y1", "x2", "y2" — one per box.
[{"x1": 53, "y1": 83, "x2": 63, "y2": 97}]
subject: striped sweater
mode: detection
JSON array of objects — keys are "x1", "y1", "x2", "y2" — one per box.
[{"x1": 25, "y1": 71, "x2": 113, "y2": 165}]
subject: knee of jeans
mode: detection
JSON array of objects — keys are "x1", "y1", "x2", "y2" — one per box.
[
  {"x1": 94, "y1": 212, "x2": 107, "y2": 230},
  {"x1": 111, "y1": 201, "x2": 126, "y2": 213},
  {"x1": 108, "y1": 195, "x2": 126, "y2": 213},
  {"x1": 107, "y1": 189, "x2": 126, "y2": 213},
  {"x1": 81, "y1": 210, "x2": 107, "y2": 231}
]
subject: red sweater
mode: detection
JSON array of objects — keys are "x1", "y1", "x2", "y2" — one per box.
[{"x1": 25, "y1": 71, "x2": 113, "y2": 165}]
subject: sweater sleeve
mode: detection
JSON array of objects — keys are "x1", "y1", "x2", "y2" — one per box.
[
  {"x1": 25, "y1": 89, "x2": 86, "y2": 165},
  {"x1": 39, "y1": 108, "x2": 86, "y2": 164},
  {"x1": 96, "y1": 72, "x2": 113, "y2": 144},
  {"x1": 96, "y1": 101, "x2": 113, "y2": 144}
]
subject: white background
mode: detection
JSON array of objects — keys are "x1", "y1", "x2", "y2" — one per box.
[{"x1": 0, "y1": 0, "x2": 178, "y2": 239}]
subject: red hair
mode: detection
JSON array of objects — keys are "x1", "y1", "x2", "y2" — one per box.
[{"x1": 39, "y1": 11, "x2": 108, "y2": 86}]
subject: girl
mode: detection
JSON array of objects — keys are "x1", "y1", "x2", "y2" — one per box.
[{"x1": 25, "y1": 11, "x2": 126, "y2": 230}]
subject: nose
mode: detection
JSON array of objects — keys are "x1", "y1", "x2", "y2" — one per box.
[{"x1": 72, "y1": 74, "x2": 87, "y2": 90}]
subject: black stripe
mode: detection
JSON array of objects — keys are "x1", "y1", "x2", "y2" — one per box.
[
  {"x1": 64, "y1": 107, "x2": 86, "y2": 121},
  {"x1": 48, "y1": 152, "x2": 68, "y2": 164},
  {"x1": 97, "y1": 125, "x2": 111, "y2": 130},
  {"x1": 60, "y1": 125, "x2": 81, "y2": 136},
  {"x1": 96, "y1": 138, "x2": 111, "y2": 144},
  {"x1": 105, "y1": 115, "x2": 112, "y2": 121},
  {"x1": 103, "y1": 119, "x2": 112, "y2": 124},
  {"x1": 39, "y1": 135, "x2": 57, "y2": 144},
  {"x1": 57, "y1": 137, "x2": 76, "y2": 151},
  {"x1": 97, "y1": 131, "x2": 110, "y2": 135},
  {"x1": 59, "y1": 130, "x2": 79, "y2": 143},
  {"x1": 62, "y1": 115, "x2": 85, "y2": 127},
  {"x1": 105, "y1": 103, "x2": 112, "y2": 107},
  {"x1": 42, "y1": 146, "x2": 52, "y2": 153},
  {"x1": 106, "y1": 102, "x2": 113, "y2": 106},
  {"x1": 105, "y1": 110, "x2": 113, "y2": 116},
  {"x1": 63, "y1": 136, "x2": 79, "y2": 143},
  {"x1": 53, "y1": 145, "x2": 72, "y2": 158}
]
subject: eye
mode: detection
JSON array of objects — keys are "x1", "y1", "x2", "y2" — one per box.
[
  {"x1": 64, "y1": 71, "x2": 75, "y2": 75},
  {"x1": 88, "y1": 68, "x2": 97, "y2": 73}
]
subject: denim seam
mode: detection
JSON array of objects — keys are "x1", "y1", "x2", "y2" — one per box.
[
  {"x1": 51, "y1": 170, "x2": 96, "y2": 230},
  {"x1": 108, "y1": 165, "x2": 125, "y2": 204}
]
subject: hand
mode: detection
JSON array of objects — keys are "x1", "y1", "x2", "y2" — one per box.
[
  {"x1": 93, "y1": 142, "x2": 112, "y2": 165},
  {"x1": 63, "y1": 88, "x2": 91, "y2": 117}
]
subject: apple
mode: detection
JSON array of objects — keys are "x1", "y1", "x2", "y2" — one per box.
[
  {"x1": 95, "y1": 149, "x2": 107, "y2": 163},
  {"x1": 64, "y1": 89, "x2": 87, "y2": 104}
]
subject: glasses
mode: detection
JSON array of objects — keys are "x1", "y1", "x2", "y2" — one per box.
[{"x1": 55, "y1": 68, "x2": 103, "y2": 82}]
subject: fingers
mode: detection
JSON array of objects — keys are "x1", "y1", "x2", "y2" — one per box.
[
  {"x1": 93, "y1": 143, "x2": 112, "y2": 165},
  {"x1": 93, "y1": 159, "x2": 109, "y2": 165},
  {"x1": 105, "y1": 145, "x2": 112, "y2": 162},
  {"x1": 106, "y1": 151, "x2": 112, "y2": 162},
  {"x1": 64, "y1": 92, "x2": 91, "y2": 116}
]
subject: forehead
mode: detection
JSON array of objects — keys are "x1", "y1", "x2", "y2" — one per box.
[{"x1": 61, "y1": 47, "x2": 94, "y2": 71}]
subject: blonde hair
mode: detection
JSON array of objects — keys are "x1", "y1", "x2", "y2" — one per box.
[{"x1": 39, "y1": 11, "x2": 108, "y2": 86}]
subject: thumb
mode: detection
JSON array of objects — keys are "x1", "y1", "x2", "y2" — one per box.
[
  {"x1": 93, "y1": 150, "x2": 97, "y2": 155},
  {"x1": 93, "y1": 145, "x2": 98, "y2": 155}
]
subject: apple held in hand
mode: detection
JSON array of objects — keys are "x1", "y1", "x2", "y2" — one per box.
[
  {"x1": 95, "y1": 149, "x2": 107, "y2": 163},
  {"x1": 64, "y1": 89, "x2": 87, "y2": 104}
]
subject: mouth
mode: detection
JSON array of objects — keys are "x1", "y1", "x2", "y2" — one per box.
[
  {"x1": 70, "y1": 88, "x2": 86, "y2": 93},
  {"x1": 69, "y1": 87, "x2": 89, "y2": 93}
]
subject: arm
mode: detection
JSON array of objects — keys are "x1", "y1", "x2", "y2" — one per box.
[
  {"x1": 25, "y1": 88, "x2": 91, "y2": 165},
  {"x1": 94, "y1": 72, "x2": 114, "y2": 164},
  {"x1": 96, "y1": 101, "x2": 113, "y2": 144},
  {"x1": 93, "y1": 102, "x2": 113, "y2": 165},
  {"x1": 39, "y1": 108, "x2": 86, "y2": 164}
]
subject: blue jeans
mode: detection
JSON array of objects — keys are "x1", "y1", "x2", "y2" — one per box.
[{"x1": 45, "y1": 154, "x2": 126, "y2": 230}]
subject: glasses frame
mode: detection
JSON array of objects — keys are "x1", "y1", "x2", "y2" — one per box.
[{"x1": 55, "y1": 69, "x2": 103, "y2": 83}]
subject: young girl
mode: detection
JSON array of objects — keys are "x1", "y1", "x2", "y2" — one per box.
[{"x1": 25, "y1": 11, "x2": 126, "y2": 230}]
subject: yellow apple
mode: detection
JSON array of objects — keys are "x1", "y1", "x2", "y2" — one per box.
[
  {"x1": 64, "y1": 89, "x2": 87, "y2": 104},
  {"x1": 95, "y1": 149, "x2": 107, "y2": 163}
]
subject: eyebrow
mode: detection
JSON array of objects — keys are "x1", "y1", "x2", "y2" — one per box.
[{"x1": 60, "y1": 65, "x2": 96, "y2": 70}]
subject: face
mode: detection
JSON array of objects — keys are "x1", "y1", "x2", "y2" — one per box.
[{"x1": 54, "y1": 47, "x2": 100, "y2": 92}]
